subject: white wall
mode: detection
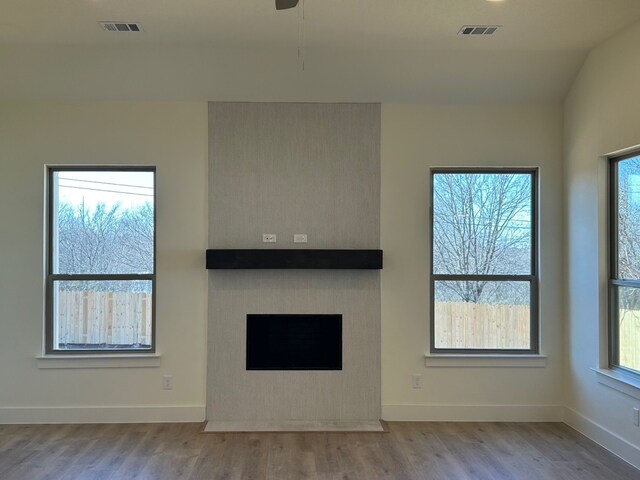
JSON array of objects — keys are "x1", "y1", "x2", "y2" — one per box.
[
  {"x1": 0, "y1": 102, "x2": 208, "y2": 423},
  {"x1": 564, "y1": 21, "x2": 640, "y2": 467},
  {"x1": 0, "y1": 102, "x2": 567, "y2": 425},
  {"x1": 380, "y1": 104, "x2": 565, "y2": 421}
]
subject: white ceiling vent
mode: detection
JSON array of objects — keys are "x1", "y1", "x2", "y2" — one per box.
[
  {"x1": 458, "y1": 25, "x2": 501, "y2": 36},
  {"x1": 100, "y1": 22, "x2": 143, "y2": 33}
]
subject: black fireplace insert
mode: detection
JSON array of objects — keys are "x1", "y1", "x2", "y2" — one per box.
[{"x1": 246, "y1": 314, "x2": 342, "y2": 370}]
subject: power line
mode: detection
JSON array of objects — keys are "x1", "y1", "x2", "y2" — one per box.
[
  {"x1": 58, "y1": 177, "x2": 153, "y2": 190},
  {"x1": 58, "y1": 184, "x2": 154, "y2": 198}
]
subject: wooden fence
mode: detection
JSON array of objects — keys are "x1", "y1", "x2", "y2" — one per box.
[
  {"x1": 434, "y1": 302, "x2": 530, "y2": 350},
  {"x1": 55, "y1": 293, "x2": 640, "y2": 367},
  {"x1": 57, "y1": 290, "x2": 152, "y2": 347},
  {"x1": 436, "y1": 303, "x2": 640, "y2": 368},
  {"x1": 619, "y1": 309, "x2": 640, "y2": 371}
]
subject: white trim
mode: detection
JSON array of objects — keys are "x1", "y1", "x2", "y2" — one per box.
[
  {"x1": 605, "y1": 144, "x2": 640, "y2": 159},
  {"x1": 36, "y1": 354, "x2": 161, "y2": 369},
  {"x1": 0, "y1": 405, "x2": 205, "y2": 424},
  {"x1": 592, "y1": 368, "x2": 640, "y2": 400},
  {"x1": 424, "y1": 354, "x2": 547, "y2": 368},
  {"x1": 563, "y1": 406, "x2": 640, "y2": 470},
  {"x1": 381, "y1": 404, "x2": 563, "y2": 422},
  {"x1": 203, "y1": 420, "x2": 384, "y2": 433}
]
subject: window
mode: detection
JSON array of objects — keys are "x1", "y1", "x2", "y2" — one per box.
[
  {"x1": 610, "y1": 153, "x2": 640, "y2": 374},
  {"x1": 430, "y1": 169, "x2": 538, "y2": 354},
  {"x1": 46, "y1": 167, "x2": 156, "y2": 353}
]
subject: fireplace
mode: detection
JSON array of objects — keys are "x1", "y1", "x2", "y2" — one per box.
[
  {"x1": 207, "y1": 103, "x2": 381, "y2": 430},
  {"x1": 246, "y1": 314, "x2": 342, "y2": 370}
]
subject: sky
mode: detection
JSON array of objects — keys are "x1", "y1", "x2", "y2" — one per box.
[{"x1": 54, "y1": 170, "x2": 154, "y2": 211}]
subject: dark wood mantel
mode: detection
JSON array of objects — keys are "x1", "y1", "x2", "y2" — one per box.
[{"x1": 206, "y1": 249, "x2": 383, "y2": 270}]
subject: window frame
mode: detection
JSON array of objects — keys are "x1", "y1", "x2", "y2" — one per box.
[
  {"x1": 609, "y1": 152, "x2": 640, "y2": 375},
  {"x1": 45, "y1": 165, "x2": 157, "y2": 355},
  {"x1": 429, "y1": 167, "x2": 539, "y2": 355}
]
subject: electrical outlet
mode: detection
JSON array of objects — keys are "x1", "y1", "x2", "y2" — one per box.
[
  {"x1": 634, "y1": 408, "x2": 639, "y2": 427},
  {"x1": 293, "y1": 234, "x2": 308, "y2": 243},
  {"x1": 162, "y1": 375, "x2": 173, "y2": 390},
  {"x1": 262, "y1": 234, "x2": 277, "y2": 243},
  {"x1": 411, "y1": 374, "x2": 422, "y2": 389}
]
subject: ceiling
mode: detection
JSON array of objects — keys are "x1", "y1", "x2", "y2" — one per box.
[{"x1": 2, "y1": 0, "x2": 640, "y2": 102}]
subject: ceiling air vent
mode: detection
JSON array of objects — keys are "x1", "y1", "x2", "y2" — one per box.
[
  {"x1": 100, "y1": 22, "x2": 143, "y2": 33},
  {"x1": 458, "y1": 25, "x2": 501, "y2": 36}
]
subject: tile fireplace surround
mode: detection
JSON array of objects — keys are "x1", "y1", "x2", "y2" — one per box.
[{"x1": 206, "y1": 102, "x2": 381, "y2": 431}]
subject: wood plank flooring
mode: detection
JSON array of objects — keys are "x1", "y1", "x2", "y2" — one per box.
[{"x1": 0, "y1": 422, "x2": 637, "y2": 479}]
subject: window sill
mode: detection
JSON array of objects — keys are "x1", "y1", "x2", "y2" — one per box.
[
  {"x1": 592, "y1": 367, "x2": 640, "y2": 400},
  {"x1": 424, "y1": 354, "x2": 547, "y2": 368},
  {"x1": 36, "y1": 354, "x2": 161, "y2": 369}
]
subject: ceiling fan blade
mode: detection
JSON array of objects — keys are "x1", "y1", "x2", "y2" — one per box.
[{"x1": 276, "y1": 0, "x2": 299, "y2": 10}]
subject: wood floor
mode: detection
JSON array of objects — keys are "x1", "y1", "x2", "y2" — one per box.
[{"x1": 0, "y1": 422, "x2": 638, "y2": 480}]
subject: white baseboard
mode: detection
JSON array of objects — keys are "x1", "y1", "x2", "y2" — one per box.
[
  {"x1": 0, "y1": 405, "x2": 205, "y2": 424},
  {"x1": 382, "y1": 404, "x2": 564, "y2": 422},
  {"x1": 563, "y1": 406, "x2": 640, "y2": 470}
]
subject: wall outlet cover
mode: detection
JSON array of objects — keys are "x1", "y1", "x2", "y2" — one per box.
[{"x1": 262, "y1": 234, "x2": 277, "y2": 243}]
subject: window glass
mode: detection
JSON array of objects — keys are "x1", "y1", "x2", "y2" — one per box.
[
  {"x1": 434, "y1": 281, "x2": 530, "y2": 350},
  {"x1": 616, "y1": 157, "x2": 640, "y2": 280},
  {"x1": 48, "y1": 169, "x2": 155, "y2": 352},
  {"x1": 611, "y1": 155, "x2": 640, "y2": 373},
  {"x1": 431, "y1": 170, "x2": 537, "y2": 353},
  {"x1": 614, "y1": 286, "x2": 640, "y2": 372},
  {"x1": 433, "y1": 172, "x2": 532, "y2": 276}
]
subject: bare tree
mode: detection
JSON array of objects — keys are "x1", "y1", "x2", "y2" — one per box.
[
  {"x1": 56, "y1": 201, "x2": 154, "y2": 291},
  {"x1": 116, "y1": 203, "x2": 154, "y2": 273},
  {"x1": 433, "y1": 173, "x2": 532, "y2": 303},
  {"x1": 616, "y1": 158, "x2": 640, "y2": 311}
]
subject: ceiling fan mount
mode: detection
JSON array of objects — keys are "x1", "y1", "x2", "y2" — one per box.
[{"x1": 276, "y1": 0, "x2": 299, "y2": 10}]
